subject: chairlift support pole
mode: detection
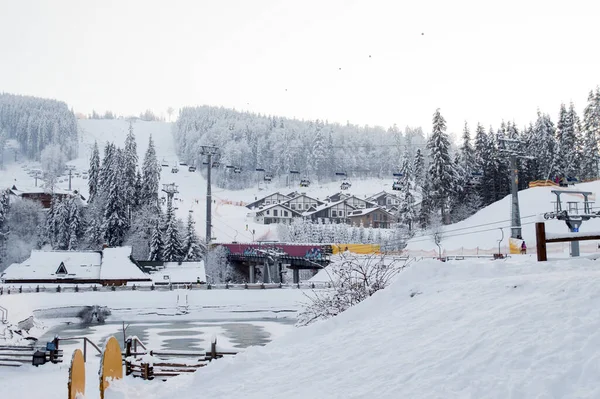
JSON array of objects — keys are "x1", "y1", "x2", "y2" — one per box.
[
  {"x1": 499, "y1": 138, "x2": 530, "y2": 239},
  {"x1": 200, "y1": 145, "x2": 219, "y2": 245}
]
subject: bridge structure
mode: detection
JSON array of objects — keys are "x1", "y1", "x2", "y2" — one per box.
[{"x1": 219, "y1": 242, "x2": 332, "y2": 284}]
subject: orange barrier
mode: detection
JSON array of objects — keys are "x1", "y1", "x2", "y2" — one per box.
[
  {"x1": 68, "y1": 349, "x2": 85, "y2": 399},
  {"x1": 99, "y1": 337, "x2": 123, "y2": 399},
  {"x1": 528, "y1": 180, "x2": 558, "y2": 188}
]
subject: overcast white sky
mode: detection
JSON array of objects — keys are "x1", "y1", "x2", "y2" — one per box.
[{"x1": 1, "y1": 0, "x2": 599, "y2": 134}]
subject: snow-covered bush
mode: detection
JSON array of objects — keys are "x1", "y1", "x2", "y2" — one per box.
[{"x1": 297, "y1": 253, "x2": 412, "y2": 326}]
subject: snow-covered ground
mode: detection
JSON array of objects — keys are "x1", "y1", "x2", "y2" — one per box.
[{"x1": 6, "y1": 256, "x2": 600, "y2": 398}]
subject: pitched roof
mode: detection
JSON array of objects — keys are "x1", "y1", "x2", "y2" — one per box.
[
  {"x1": 1, "y1": 250, "x2": 102, "y2": 281},
  {"x1": 348, "y1": 207, "x2": 395, "y2": 218},
  {"x1": 245, "y1": 192, "x2": 292, "y2": 209},
  {"x1": 252, "y1": 202, "x2": 303, "y2": 217},
  {"x1": 99, "y1": 247, "x2": 150, "y2": 281},
  {"x1": 366, "y1": 191, "x2": 399, "y2": 201},
  {"x1": 303, "y1": 199, "x2": 356, "y2": 216},
  {"x1": 281, "y1": 194, "x2": 324, "y2": 205}
]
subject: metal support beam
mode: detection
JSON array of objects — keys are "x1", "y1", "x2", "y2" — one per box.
[
  {"x1": 206, "y1": 152, "x2": 212, "y2": 244},
  {"x1": 249, "y1": 264, "x2": 255, "y2": 284},
  {"x1": 293, "y1": 269, "x2": 300, "y2": 284},
  {"x1": 510, "y1": 154, "x2": 522, "y2": 239}
]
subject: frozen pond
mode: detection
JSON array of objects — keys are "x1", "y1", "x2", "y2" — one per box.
[{"x1": 40, "y1": 318, "x2": 295, "y2": 354}]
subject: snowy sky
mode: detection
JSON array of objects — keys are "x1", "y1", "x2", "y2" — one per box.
[{"x1": 1, "y1": 0, "x2": 599, "y2": 134}]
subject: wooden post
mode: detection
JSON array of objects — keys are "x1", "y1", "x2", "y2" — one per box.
[
  {"x1": 210, "y1": 338, "x2": 217, "y2": 361},
  {"x1": 536, "y1": 222, "x2": 547, "y2": 261},
  {"x1": 83, "y1": 338, "x2": 87, "y2": 362}
]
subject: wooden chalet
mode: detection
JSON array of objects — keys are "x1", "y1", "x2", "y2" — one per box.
[
  {"x1": 343, "y1": 195, "x2": 377, "y2": 209},
  {"x1": 250, "y1": 203, "x2": 303, "y2": 225},
  {"x1": 245, "y1": 192, "x2": 292, "y2": 210},
  {"x1": 367, "y1": 191, "x2": 401, "y2": 209},
  {"x1": 347, "y1": 207, "x2": 396, "y2": 229},
  {"x1": 304, "y1": 199, "x2": 356, "y2": 223},
  {"x1": 282, "y1": 194, "x2": 324, "y2": 212},
  {"x1": 8, "y1": 185, "x2": 86, "y2": 209},
  {"x1": 1, "y1": 246, "x2": 151, "y2": 286}
]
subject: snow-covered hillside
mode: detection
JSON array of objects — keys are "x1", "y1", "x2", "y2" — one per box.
[
  {"x1": 0, "y1": 119, "x2": 404, "y2": 243},
  {"x1": 111, "y1": 256, "x2": 600, "y2": 399},
  {"x1": 406, "y1": 182, "x2": 600, "y2": 256}
]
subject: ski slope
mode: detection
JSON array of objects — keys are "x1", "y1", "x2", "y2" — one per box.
[
  {"x1": 94, "y1": 256, "x2": 600, "y2": 399},
  {"x1": 405, "y1": 182, "x2": 600, "y2": 256},
  {"x1": 1, "y1": 119, "x2": 406, "y2": 244}
]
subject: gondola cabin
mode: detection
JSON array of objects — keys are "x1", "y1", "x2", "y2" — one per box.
[{"x1": 188, "y1": 165, "x2": 197, "y2": 172}]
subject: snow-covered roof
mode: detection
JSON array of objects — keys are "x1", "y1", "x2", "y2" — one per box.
[
  {"x1": 348, "y1": 207, "x2": 395, "y2": 217},
  {"x1": 281, "y1": 194, "x2": 324, "y2": 205},
  {"x1": 150, "y1": 261, "x2": 206, "y2": 283},
  {"x1": 303, "y1": 199, "x2": 356, "y2": 216},
  {"x1": 1, "y1": 250, "x2": 102, "y2": 281},
  {"x1": 246, "y1": 192, "x2": 292, "y2": 209},
  {"x1": 99, "y1": 247, "x2": 151, "y2": 281},
  {"x1": 252, "y1": 202, "x2": 303, "y2": 217},
  {"x1": 366, "y1": 191, "x2": 399, "y2": 201}
]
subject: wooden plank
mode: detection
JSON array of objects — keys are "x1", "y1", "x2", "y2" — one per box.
[{"x1": 536, "y1": 222, "x2": 547, "y2": 262}]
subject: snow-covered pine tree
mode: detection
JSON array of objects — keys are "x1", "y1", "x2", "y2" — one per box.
[
  {"x1": 67, "y1": 198, "x2": 80, "y2": 250},
  {"x1": 0, "y1": 189, "x2": 9, "y2": 266},
  {"x1": 310, "y1": 122, "x2": 327, "y2": 182},
  {"x1": 413, "y1": 148, "x2": 425, "y2": 190},
  {"x1": 581, "y1": 89, "x2": 600, "y2": 179},
  {"x1": 99, "y1": 142, "x2": 115, "y2": 192},
  {"x1": 141, "y1": 135, "x2": 160, "y2": 206},
  {"x1": 426, "y1": 109, "x2": 454, "y2": 222},
  {"x1": 88, "y1": 141, "x2": 100, "y2": 203},
  {"x1": 183, "y1": 212, "x2": 203, "y2": 261},
  {"x1": 532, "y1": 111, "x2": 557, "y2": 180},
  {"x1": 418, "y1": 178, "x2": 433, "y2": 229},
  {"x1": 148, "y1": 219, "x2": 164, "y2": 261},
  {"x1": 460, "y1": 122, "x2": 475, "y2": 173},
  {"x1": 55, "y1": 198, "x2": 70, "y2": 250},
  {"x1": 102, "y1": 151, "x2": 128, "y2": 247},
  {"x1": 162, "y1": 201, "x2": 183, "y2": 261},
  {"x1": 124, "y1": 122, "x2": 139, "y2": 215}
]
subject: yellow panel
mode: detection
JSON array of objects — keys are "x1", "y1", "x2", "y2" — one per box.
[
  {"x1": 99, "y1": 336, "x2": 123, "y2": 399},
  {"x1": 509, "y1": 237, "x2": 523, "y2": 255},
  {"x1": 68, "y1": 349, "x2": 85, "y2": 399},
  {"x1": 331, "y1": 244, "x2": 381, "y2": 254}
]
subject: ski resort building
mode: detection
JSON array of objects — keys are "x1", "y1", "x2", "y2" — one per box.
[
  {"x1": 367, "y1": 191, "x2": 401, "y2": 210},
  {"x1": 0, "y1": 246, "x2": 152, "y2": 285},
  {"x1": 7, "y1": 185, "x2": 86, "y2": 209},
  {"x1": 347, "y1": 207, "x2": 396, "y2": 228},
  {"x1": 343, "y1": 195, "x2": 377, "y2": 209},
  {"x1": 245, "y1": 192, "x2": 292, "y2": 210},
  {"x1": 281, "y1": 194, "x2": 324, "y2": 212},
  {"x1": 304, "y1": 199, "x2": 357, "y2": 224},
  {"x1": 249, "y1": 203, "x2": 303, "y2": 225}
]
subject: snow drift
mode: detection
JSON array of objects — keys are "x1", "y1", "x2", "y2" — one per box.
[{"x1": 164, "y1": 257, "x2": 600, "y2": 399}]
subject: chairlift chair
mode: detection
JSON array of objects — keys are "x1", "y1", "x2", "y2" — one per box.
[
  {"x1": 340, "y1": 179, "x2": 352, "y2": 190},
  {"x1": 234, "y1": 167, "x2": 242, "y2": 174},
  {"x1": 171, "y1": 166, "x2": 179, "y2": 173},
  {"x1": 264, "y1": 173, "x2": 273, "y2": 182},
  {"x1": 392, "y1": 173, "x2": 403, "y2": 191},
  {"x1": 188, "y1": 165, "x2": 196, "y2": 172},
  {"x1": 300, "y1": 178, "x2": 310, "y2": 187}
]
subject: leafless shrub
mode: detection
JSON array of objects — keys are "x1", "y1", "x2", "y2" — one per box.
[{"x1": 297, "y1": 253, "x2": 413, "y2": 326}]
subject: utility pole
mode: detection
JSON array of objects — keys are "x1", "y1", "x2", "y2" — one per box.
[
  {"x1": 33, "y1": 170, "x2": 42, "y2": 187},
  {"x1": 200, "y1": 145, "x2": 219, "y2": 245},
  {"x1": 498, "y1": 138, "x2": 532, "y2": 239}
]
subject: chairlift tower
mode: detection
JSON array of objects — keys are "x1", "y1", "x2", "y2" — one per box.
[
  {"x1": 66, "y1": 165, "x2": 76, "y2": 191},
  {"x1": 161, "y1": 183, "x2": 179, "y2": 208},
  {"x1": 544, "y1": 190, "x2": 597, "y2": 257},
  {"x1": 200, "y1": 145, "x2": 219, "y2": 245},
  {"x1": 498, "y1": 138, "x2": 532, "y2": 239}
]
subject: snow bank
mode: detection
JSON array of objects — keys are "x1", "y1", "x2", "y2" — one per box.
[
  {"x1": 164, "y1": 257, "x2": 600, "y2": 399},
  {"x1": 150, "y1": 261, "x2": 206, "y2": 284}
]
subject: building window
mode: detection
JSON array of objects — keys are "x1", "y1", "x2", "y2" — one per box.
[
  {"x1": 387, "y1": 198, "x2": 391, "y2": 205},
  {"x1": 265, "y1": 201, "x2": 270, "y2": 205},
  {"x1": 339, "y1": 210, "x2": 344, "y2": 217},
  {"x1": 291, "y1": 203, "x2": 296, "y2": 210},
  {"x1": 305, "y1": 203, "x2": 310, "y2": 210},
  {"x1": 274, "y1": 210, "x2": 278, "y2": 217},
  {"x1": 266, "y1": 210, "x2": 270, "y2": 215},
  {"x1": 284, "y1": 211, "x2": 288, "y2": 217},
  {"x1": 374, "y1": 213, "x2": 378, "y2": 221},
  {"x1": 332, "y1": 210, "x2": 337, "y2": 217}
]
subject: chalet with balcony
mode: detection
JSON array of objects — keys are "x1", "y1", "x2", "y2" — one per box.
[
  {"x1": 245, "y1": 192, "x2": 292, "y2": 210},
  {"x1": 367, "y1": 191, "x2": 401, "y2": 209},
  {"x1": 7, "y1": 185, "x2": 86, "y2": 209},
  {"x1": 343, "y1": 195, "x2": 377, "y2": 210},
  {"x1": 282, "y1": 194, "x2": 324, "y2": 213},
  {"x1": 251, "y1": 203, "x2": 303, "y2": 225},
  {"x1": 304, "y1": 199, "x2": 356, "y2": 223},
  {"x1": 347, "y1": 207, "x2": 395, "y2": 229}
]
